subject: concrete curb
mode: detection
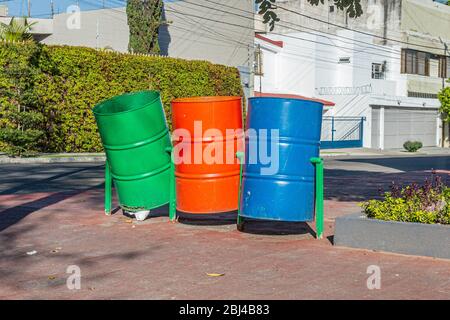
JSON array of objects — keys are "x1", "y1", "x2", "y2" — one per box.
[
  {"x1": 334, "y1": 213, "x2": 450, "y2": 260},
  {"x1": 0, "y1": 155, "x2": 106, "y2": 164},
  {"x1": 320, "y1": 152, "x2": 381, "y2": 157}
]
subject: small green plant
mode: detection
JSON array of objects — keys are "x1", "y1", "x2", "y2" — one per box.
[
  {"x1": 0, "y1": 17, "x2": 36, "y2": 41},
  {"x1": 361, "y1": 175, "x2": 450, "y2": 225},
  {"x1": 403, "y1": 140, "x2": 423, "y2": 152}
]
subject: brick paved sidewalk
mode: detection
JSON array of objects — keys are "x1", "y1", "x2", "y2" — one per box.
[
  {"x1": 1, "y1": 190, "x2": 449, "y2": 299},
  {"x1": 1, "y1": 157, "x2": 449, "y2": 299}
]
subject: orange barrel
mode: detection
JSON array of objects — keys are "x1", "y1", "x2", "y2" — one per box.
[{"x1": 171, "y1": 96, "x2": 243, "y2": 214}]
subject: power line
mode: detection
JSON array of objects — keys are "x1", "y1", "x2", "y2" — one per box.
[
  {"x1": 199, "y1": 0, "x2": 403, "y2": 55},
  {"x1": 92, "y1": 0, "x2": 251, "y2": 52},
  {"x1": 201, "y1": 0, "x2": 449, "y2": 57},
  {"x1": 77, "y1": 0, "x2": 251, "y2": 62},
  {"x1": 49, "y1": 0, "x2": 417, "y2": 60},
  {"x1": 164, "y1": 8, "x2": 405, "y2": 61},
  {"x1": 276, "y1": 4, "x2": 449, "y2": 51},
  {"x1": 40, "y1": 0, "x2": 448, "y2": 63},
  {"x1": 180, "y1": 0, "x2": 401, "y2": 56},
  {"x1": 168, "y1": 5, "x2": 250, "y2": 48}
]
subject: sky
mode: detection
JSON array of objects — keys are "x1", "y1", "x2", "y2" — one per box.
[
  {"x1": 1, "y1": 0, "x2": 185, "y2": 18},
  {"x1": 1, "y1": 0, "x2": 127, "y2": 18}
]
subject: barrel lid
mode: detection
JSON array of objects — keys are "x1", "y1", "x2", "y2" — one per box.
[
  {"x1": 249, "y1": 96, "x2": 325, "y2": 108},
  {"x1": 93, "y1": 90, "x2": 161, "y2": 116},
  {"x1": 252, "y1": 92, "x2": 333, "y2": 106},
  {"x1": 172, "y1": 96, "x2": 242, "y2": 104}
]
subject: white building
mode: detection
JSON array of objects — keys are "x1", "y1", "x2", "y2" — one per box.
[{"x1": 255, "y1": 0, "x2": 450, "y2": 149}]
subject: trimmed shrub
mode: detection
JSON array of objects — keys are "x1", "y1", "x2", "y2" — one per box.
[
  {"x1": 0, "y1": 41, "x2": 243, "y2": 154},
  {"x1": 403, "y1": 140, "x2": 423, "y2": 152},
  {"x1": 0, "y1": 40, "x2": 44, "y2": 156},
  {"x1": 361, "y1": 176, "x2": 450, "y2": 225}
]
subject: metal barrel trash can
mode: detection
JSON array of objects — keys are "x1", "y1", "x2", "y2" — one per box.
[
  {"x1": 93, "y1": 90, "x2": 172, "y2": 211},
  {"x1": 171, "y1": 96, "x2": 244, "y2": 214},
  {"x1": 240, "y1": 97, "x2": 324, "y2": 222}
]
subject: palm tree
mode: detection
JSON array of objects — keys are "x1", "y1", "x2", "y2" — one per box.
[{"x1": 0, "y1": 17, "x2": 37, "y2": 41}]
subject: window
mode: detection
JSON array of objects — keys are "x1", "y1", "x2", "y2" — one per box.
[
  {"x1": 408, "y1": 92, "x2": 438, "y2": 99},
  {"x1": 401, "y1": 49, "x2": 429, "y2": 76},
  {"x1": 338, "y1": 57, "x2": 351, "y2": 64},
  {"x1": 439, "y1": 56, "x2": 450, "y2": 78},
  {"x1": 372, "y1": 63, "x2": 385, "y2": 79},
  {"x1": 254, "y1": 46, "x2": 263, "y2": 76},
  {"x1": 448, "y1": 57, "x2": 450, "y2": 78}
]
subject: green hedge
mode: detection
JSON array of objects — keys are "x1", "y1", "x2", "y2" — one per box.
[
  {"x1": 0, "y1": 41, "x2": 243, "y2": 153},
  {"x1": 0, "y1": 40, "x2": 44, "y2": 155}
]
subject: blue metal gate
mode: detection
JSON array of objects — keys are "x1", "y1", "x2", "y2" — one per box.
[{"x1": 320, "y1": 116, "x2": 365, "y2": 149}]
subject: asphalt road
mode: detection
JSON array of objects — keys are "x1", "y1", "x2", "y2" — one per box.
[{"x1": 1, "y1": 155, "x2": 450, "y2": 196}]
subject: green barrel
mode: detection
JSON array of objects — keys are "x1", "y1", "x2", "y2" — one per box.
[{"x1": 93, "y1": 90, "x2": 172, "y2": 211}]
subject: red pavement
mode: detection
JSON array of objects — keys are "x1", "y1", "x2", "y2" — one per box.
[{"x1": 0, "y1": 185, "x2": 449, "y2": 299}]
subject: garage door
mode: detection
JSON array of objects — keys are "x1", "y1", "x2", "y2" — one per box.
[{"x1": 372, "y1": 107, "x2": 438, "y2": 149}]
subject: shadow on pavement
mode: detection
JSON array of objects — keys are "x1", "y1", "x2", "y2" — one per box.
[
  {"x1": 238, "y1": 219, "x2": 315, "y2": 236},
  {"x1": 177, "y1": 211, "x2": 237, "y2": 226},
  {"x1": 324, "y1": 168, "x2": 449, "y2": 203},
  {"x1": 0, "y1": 184, "x2": 103, "y2": 232}
]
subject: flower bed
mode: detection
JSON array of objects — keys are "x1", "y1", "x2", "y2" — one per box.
[
  {"x1": 361, "y1": 175, "x2": 449, "y2": 225},
  {"x1": 334, "y1": 175, "x2": 450, "y2": 259}
]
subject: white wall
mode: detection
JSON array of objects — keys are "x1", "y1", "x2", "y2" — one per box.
[
  {"x1": 42, "y1": 1, "x2": 254, "y2": 69},
  {"x1": 42, "y1": 8, "x2": 129, "y2": 52},
  {"x1": 255, "y1": 32, "x2": 317, "y2": 96},
  {"x1": 255, "y1": 29, "x2": 444, "y2": 148}
]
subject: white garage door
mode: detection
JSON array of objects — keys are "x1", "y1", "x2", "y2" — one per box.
[{"x1": 372, "y1": 107, "x2": 439, "y2": 149}]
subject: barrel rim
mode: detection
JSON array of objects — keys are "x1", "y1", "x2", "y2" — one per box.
[
  {"x1": 172, "y1": 96, "x2": 242, "y2": 104},
  {"x1": 249, "y1": 96, "x2": 324, "y2": 107},
  {"x1": 93, "y1": 90, "x2": 161, "y2": 116}
]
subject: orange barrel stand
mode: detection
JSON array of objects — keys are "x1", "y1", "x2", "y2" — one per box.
[{"x1": 171, "y1": 96, "x2": 243, "y2": 214}]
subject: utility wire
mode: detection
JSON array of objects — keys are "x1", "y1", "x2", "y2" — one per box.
[
  {"x1": 201, "y1": 0, "x2": 449, "y2": 56},
  {"x1": 43, "y1": 0, "x2": 449, "y2": 63},
  {"x1": 180, "y1": 0, "x2": 401, "y2": 56},
  {"x1": 276, "y1": 4, "x2": 449, "y2": 51},
  {"x1": 164, "y1": 8, "x2": 405, "y2": 61},
  {"x1": 168, "y1": 5, "x2": 250, "y2": 47}
]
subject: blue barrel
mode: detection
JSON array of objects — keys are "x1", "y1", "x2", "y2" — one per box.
[{"x1": 240, "y1": 97, "x2": 324, "y2": 222}]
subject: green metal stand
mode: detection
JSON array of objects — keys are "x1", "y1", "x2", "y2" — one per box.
[
  {"x1": 166, "y1": 147, "x2": 177, "y2": 222},
  {"x1": 310, "y1": 157, "x2": 324, "y2": 239},
  {"x1": 236, "y1": 151, "x2": 245, "y2": 229},
  {"x1": 104, "y1": 160, "x2": 112, "y2": 216}
]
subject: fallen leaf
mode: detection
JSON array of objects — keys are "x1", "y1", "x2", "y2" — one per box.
[
  {"x1": 48, "y1": 275, "x2": 57, "y2": 280},
  {"x1": 26, "y1": 250, "x2": 37, "y2": 256},
  {"x1": 120, "y1": 217, "x2": 133, "y2": 223},
  {"x1": 206, "y1": 273, "x2": 225, "y2": 277}
]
